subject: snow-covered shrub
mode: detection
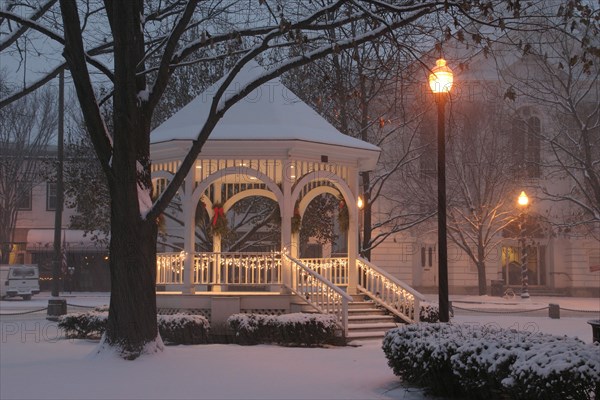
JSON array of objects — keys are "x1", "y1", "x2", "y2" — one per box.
[
  {"x1": 382, "y1": 323, "x2": 600, "y2": 400},
  {"x1": 276, "y1": 313, "x2": 338, "y2": 346},
  {"x1": 58, "y1": 311, "x2": 108, "y2": 339},
  {"x1": 502, "y1": 335, "x2": 600, "y2": 400},
  {"x1": 227, "y1": 313, "x2": 339, "y2": 346},
  {"x1": 59, "y1": 311, "x2": 211, "y2": 345},
  {"x1": 382, "y1": 323, "x2": 464, "y2": 396},
  {"x1": 158, "y1": 314, "x2": 210, "y2": 345},
  {"x1": 419, "y1": 302, "x2": 440, "y2": 322},
  {"x1": 449, "y1": 325, "x2": 529, "y2": 398},
  {"x1": 227, "y1": 314, "x2": 277, "y2": 345},
  {"x1": 94, "y1": 305, "x2": 109, "y2": 312}
]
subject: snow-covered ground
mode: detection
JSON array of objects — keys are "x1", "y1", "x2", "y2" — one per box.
[{"x1": 1, "y1": 292, "x2": 598, "y2": 400}]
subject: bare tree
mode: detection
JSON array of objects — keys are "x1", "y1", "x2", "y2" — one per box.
[
  {"x1": 285, "y1": 30, "x2": 435, "y2": 260},
  {"x1": 498, "y1": 8, "x2": 600, "y2": 234},
  {"x1": 0, "y1": 84, "x2": 57, "y2": 263},
  {"x1": 445, "y1": 101, "x2": 518, "y2": 295},
  {"x1": 0, "y1": 0, "x2": 563, "y2": 359}
]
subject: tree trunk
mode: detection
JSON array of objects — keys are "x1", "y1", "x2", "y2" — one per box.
[
  {"x1": 0, "y1": 243, "x2": 10, "y2": 264},
  {"x1": 104, "y1": 196, "x2": 160, "y2": 359},
  {"x1": 102, "y1": 1, "x2": 158, "y2": 359},
  {"x1": 476, "y1": 261, "x2": 487, "y2": 295}
]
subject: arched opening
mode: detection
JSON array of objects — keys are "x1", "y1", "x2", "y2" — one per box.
[
  {"x1": 297, "y1": 192, "x2": 345, "y2": 258},
  {"x1": 222, "y1": 195, "x2": 280, "y2": 252}
]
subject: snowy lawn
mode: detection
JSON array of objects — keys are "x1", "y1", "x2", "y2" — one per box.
[{"x1": 1, "y1": 293, "x2": 598, "y2": 400}]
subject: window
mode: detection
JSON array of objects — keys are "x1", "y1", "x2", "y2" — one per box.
[
  {"x1": 511, "y1": 110, "x2": 541, "y2": 178},
  {"x1": 590, "y1": 249, "x2": 600, "y2": 272},
  {"x1": 47, "y1": 182, "x2": 57, "y2": 211},
  {"x1": 421, "y1": 246, "x2": 433, "y2": 269},
  {"x1": 17, "y1": 187, "x2": 32, "y2": 211}
]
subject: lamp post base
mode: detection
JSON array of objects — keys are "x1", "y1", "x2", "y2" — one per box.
[{"x1": 521, "y1": 292, "x2": 530, "y2": 299}]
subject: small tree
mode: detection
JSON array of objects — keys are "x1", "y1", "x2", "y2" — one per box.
[{"x1": 0, "y1": 85, "x2": 57, "y2": 263}]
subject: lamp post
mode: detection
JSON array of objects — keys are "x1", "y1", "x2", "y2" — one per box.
[
  {"x1": 357, "y1": 195, "x2": 364, "y2": 257},
  {"x1": 429, "y1": 58, "x2": 453, "y2": 322},
  {"x1": 517, "y1": 191, "x2": 530, "y2": 299}
]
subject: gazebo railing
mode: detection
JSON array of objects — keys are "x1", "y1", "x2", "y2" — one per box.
[
  {"x1": 357, "y1": 257, "x2": 425, "y2": 323},
  {"x1": 156, "y1": 253, "x2": 351, "y2": 289},
  {"x1": 193, "y1": 252, "x2": 281, "y2": 286},
  {"x1": 156, "y1": 252, "x2": 185, "y2": 284},
  {"x1": 299, "y1": 257, "x2": 349, "y2": 286},
  {"x1": 284, "y1": 254, "x2": 351, "y2": 335}
]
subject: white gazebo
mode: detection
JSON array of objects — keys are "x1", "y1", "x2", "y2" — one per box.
[{"x1": 150, "y1": 63, "x2": 424, "y2": 335}]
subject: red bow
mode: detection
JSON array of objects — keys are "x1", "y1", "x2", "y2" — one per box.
[{"x1": 212, "y1": 207, "x2": 224, "y2": 226}]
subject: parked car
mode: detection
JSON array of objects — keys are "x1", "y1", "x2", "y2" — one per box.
[{"x1": 0, "y1": 265, "x2": 40, "y2": 300}]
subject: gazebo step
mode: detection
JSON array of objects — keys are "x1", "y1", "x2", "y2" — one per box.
[
  {"x1": 348, "y1": 301, "x2": 378, "y2": 309},
  {"x1": 348, "y1": 314, "x2": 395, "y2": 323},
  {"x1": 346, "y1": 330, "x2": 390, "y2": 341},
  {"x1": 348, "y1": 308, "x2": 387, "y2": 316},
  {"x1": 348, "y1": 322, "x2": 397, "y2": 331}
]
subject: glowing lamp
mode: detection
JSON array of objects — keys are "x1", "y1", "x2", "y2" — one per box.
[
  {"x1": 429, "y1": 58, "x2": 454, "y2": 94},
  {"x1": 518, "y1": 191, "x2": 529, "y2": 207}
]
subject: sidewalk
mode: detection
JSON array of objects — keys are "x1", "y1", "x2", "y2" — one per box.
[{"x1": 424, "y1": 293, "x2": 600, "y2": 312}]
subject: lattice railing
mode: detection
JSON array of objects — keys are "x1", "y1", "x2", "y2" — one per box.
[{"x1": 357, "y1": 257, "x2": 426, "y2": 323}]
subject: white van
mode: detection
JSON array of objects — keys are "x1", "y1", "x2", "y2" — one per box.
[{"x1": 0, "y1": 265, "x2": 40, "y2": 300}]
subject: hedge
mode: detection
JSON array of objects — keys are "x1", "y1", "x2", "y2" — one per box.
[
  {"x1": 58, "y1": 311, "x2": 210, "y2": 345},
  {"x1": 382, "y1": 323, "x2": 600, "y2": 400},
  {"x1": 227, "y1": 313, "x2": 339, "y2": 346}
]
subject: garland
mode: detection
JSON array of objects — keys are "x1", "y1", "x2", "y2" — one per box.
[
  {"x1": 291, "y1": 207, "x2": 301, "y2": 233},
  {"x1": 210, "y1": 202, "x2": 229, "y2": 236}
]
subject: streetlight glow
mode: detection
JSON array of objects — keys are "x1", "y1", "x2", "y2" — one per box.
[
  {"x1": 357, "y1": 195, "x2": 364, "y2": 210},
  {"x1": 518, "y1": 191, "x2": 529, "y2": 207},
  {"x1": 429, "y1": 58, "x2": 454, "y2": 94}
]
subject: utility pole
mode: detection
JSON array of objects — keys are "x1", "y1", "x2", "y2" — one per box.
[{"x1": 51, "y1": 71, "x2": 65, "y2": 297}]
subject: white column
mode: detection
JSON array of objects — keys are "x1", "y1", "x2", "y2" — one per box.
[
  {"x1": 280, "y1": 160, "x2": 293, "y2": 290},
  {"x1": 212, "y1": 181, "x2": 222, "y2": 292},
  {"x1": 290, "y1": 232, "x2": 299, "y2": 259},
  {"x1": 347, "y1": 167, "x2": 359, "y2": 295},
  {"x1": 182, "y1": 170, "x2": 196, "y2": 294}
]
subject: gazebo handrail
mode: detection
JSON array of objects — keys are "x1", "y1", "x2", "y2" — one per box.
[
  {"x1": 357, "y1": 256, "x2": 426, "y2": 300},
  {"x1": 284, "y1": 254, "x2": 350, "y2": 336},
  {"x1": 298, "y1": 257, "x2": 349, "y2": 285},
  {"x1": 286, "y1": 255, "x2": 352, "y2": 301},
  {"x1": 357, "y1": 257, "x2": 425, "y2": 323}
]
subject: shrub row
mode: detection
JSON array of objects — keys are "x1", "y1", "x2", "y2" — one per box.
[
  {"x1": 227, "y1": 313, "x2": 339, "y2": 346},
  {"x1": 382, "y1": 323, "x2": 600, "y2": 400},
  {"x1": 58, "y1": 310, "x2": 210, "y2": 345}
]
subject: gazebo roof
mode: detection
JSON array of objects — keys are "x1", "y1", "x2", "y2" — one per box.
[{"x1": 150, "y1": 62, "x2": 380, "y2": 155}]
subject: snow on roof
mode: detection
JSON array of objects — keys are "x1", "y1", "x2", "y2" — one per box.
[{"x1": 151, "y1": 61, "x2": 380, "y2": 152}]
